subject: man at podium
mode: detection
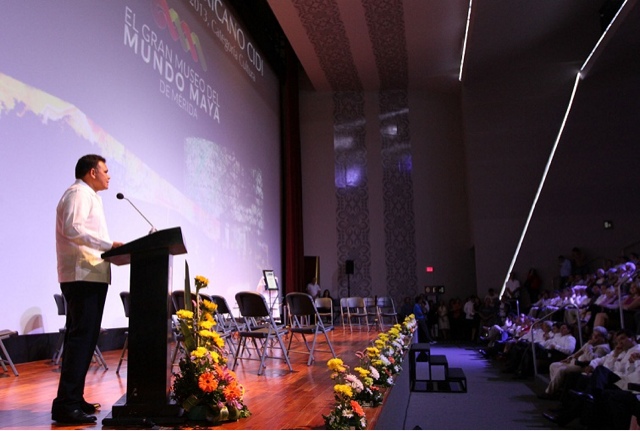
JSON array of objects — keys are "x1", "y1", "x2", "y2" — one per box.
[{"x1": 52, "y1": 154, "x2": 123, "y2": 424}]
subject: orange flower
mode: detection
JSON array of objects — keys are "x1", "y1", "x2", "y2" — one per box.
[
  {"x1": 223, "y1": 381, "x2": 244, "y2": 400},
  {"x1": 198, "y1": 372, "x2": 219, "y2": 393},
  {"x1": 350, "y1": 400, "x2": 365, "y2": 417}
]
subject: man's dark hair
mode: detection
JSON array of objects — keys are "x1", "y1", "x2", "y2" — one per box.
[
  {"x1": 75, "y1": 154, "x2": 105, "y2": 179},
  {"x1": 616, "y1": 328, "x2": 635, "y2": 339}
]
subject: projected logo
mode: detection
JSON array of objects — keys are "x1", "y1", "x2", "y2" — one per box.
[{"x1": 152, "y1": 0, "x2": 207, "y2": 72}]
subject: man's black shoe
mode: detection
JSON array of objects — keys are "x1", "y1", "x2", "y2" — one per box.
[
  {"x1": 543, "y1": 411, "x2": 571, "y2": 426},
  {"x1": 569, "y1": 389, "x2": 594, "y2": 402},
  {"x1": 81, "y1": 401, "x2": 101, "y2": 414},
  {"x1": 52, "y1": 409, "x2": 97, "y2": 424}
]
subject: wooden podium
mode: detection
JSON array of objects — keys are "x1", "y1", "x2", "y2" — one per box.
[{"x1": 101, "y1": 227, "x2": 187, "y2": 426}]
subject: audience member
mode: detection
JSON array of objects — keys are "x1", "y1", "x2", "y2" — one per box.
[
  {"x1": 543, "y1": 329, "x2": 640, "y2": 426},
  {"x1": 558, "y1": 255, "x2": 573, "y2": 289},
  {"x1": 504, "y1": 272, "x2": 521, "y2": 300},
  {"x1": 413, "y1": 294, "x2": 435, "y2": 344},
  {"x1": 571, "y1": 247, "x2": 589, "y2": 277},
  {"x1": 398, "y1": 296, "x2": 414, "y2": 321},
  {"x1": 437, "y1": 300, "x2": 450, "y2": 340},
  {"x1": 484, "y1": 288, "x2": 499, "y2": 307},
  {"x1": 449, "y1": 297, "x2": 464, "y2": 340},
  {"x1": 523, "y1": 268, "x2": 542, "y2": 305},
  {"x1": 540, "y1": 325, "x2": 610, "y2": 399},
  {"x1": 463, "y1": 295, "x2": 478, "y2": 342},
  {"x1": 306, "y1": 277, "x2": 321, "y2": 299}
]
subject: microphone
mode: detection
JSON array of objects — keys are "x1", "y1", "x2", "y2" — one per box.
[{"x1": 116, "y1": 193, "x2": 158, "y2": 234}]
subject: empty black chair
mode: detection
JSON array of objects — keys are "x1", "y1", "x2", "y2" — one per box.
[
  {"x1": 286, "y1": 292, "x2": 337, "y2": 365},
  {"x1": 170, "y1": 290, "x2": 190, "y2": 368},
  {"x1": 52, "y1": 293, "x2": 108, "y2": 370},
  {"x1": 0, "y1": 329, "x2": 18, "y2": 376},
  {"x1": 232, "y1": 291, "x2": 292, "y2": 376},
  {"x1": 208, "y1": 294, "x2": 242, "y2": 356},
  {"x1": 116, "y1": 291, "x2": 130, "y2": 374}
]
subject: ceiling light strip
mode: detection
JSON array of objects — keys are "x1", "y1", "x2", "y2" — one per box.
[
  {"x1": 581, "y1": 0, "x2": 630, "y2": 76},
  {"x1": 499, "y1": 73, "x2": 582, "y2": 299},
  {"x1": 458, "y1": 0, "x2": 473, "y2": 82}
]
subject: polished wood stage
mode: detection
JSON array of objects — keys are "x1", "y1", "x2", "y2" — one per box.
[{"x1": 0, "y1": 328, "x2": 395, "y2": 430}]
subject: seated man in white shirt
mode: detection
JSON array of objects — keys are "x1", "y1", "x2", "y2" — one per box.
[
  {"x1": 539, "y1": 323, "x2": 577, "y2": 363},
  {"x1": 540, "y1": 325, "x2": 610, "y2": 399},
  {"x1": 544, "y1": 328, "x2": 640, "y2": 426}
]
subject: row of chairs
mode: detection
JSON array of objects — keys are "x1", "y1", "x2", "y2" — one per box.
[
  {"x1": 169, "y1": 291, "x2": 336, "y2": 375},
  {"x1": 339, "y1": 296, "x2": 398, "y2": 332},
  {"x1": 51, "y1": 291, "x2": 397, "y2": 377}
]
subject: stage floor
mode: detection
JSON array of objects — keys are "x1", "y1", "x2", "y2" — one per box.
[{"x1": 0, "y1": 326, "x2": 393, "y2": 430}]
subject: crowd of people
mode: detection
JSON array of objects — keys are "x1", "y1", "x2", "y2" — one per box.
[{"x1": 474, "y1": 251, "x2": 640, "y2": 428}]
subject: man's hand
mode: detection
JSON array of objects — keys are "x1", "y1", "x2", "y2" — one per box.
[{"x1": 111, "y1": 241, "x2": 124, "y2": 249}]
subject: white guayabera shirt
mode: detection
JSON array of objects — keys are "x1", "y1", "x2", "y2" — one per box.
[{"x1": 56, "y1": 179, "x2": 113, "y2": 284}]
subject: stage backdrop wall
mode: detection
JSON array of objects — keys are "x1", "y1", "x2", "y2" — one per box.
[{"x1": 0, "y1": 0, "x2": 283, "y2": 334}]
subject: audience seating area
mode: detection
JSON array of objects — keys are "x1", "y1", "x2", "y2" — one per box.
[{"x1": 473, "y1": 251, "x2": 640, "y2": 429}]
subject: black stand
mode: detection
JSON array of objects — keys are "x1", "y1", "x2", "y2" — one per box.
[{"x1": 100, "y1": 227, "x2": 187, "y2": 426}]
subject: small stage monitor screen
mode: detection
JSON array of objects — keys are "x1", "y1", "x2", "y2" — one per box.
[{"x1": 263, "y1": 270, "x2": 279, "y2": 291}]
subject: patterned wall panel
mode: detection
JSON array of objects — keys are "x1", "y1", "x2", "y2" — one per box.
[
  {"x1": 292, "y1": 0, "x2": 372, "y2": 297},
  {"x1": 363, "y1": 0, "x2": 418, "y2": 303},
  {"x1": 334, "y1": 91, "x2": 371, "y2": 298}
]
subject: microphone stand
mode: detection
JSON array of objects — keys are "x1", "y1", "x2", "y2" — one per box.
[{"x1": 117, "y1": 193, "x2": 157, "y2": 234}]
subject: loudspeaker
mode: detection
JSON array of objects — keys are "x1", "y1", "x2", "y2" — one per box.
[{"x1": 345, "y1": 260, "x2": 354, "y2": 275}]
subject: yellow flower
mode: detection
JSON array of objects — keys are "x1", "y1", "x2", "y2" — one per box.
[
  {"x1": 177, "y1": 309, "x2": 193, "y2": 320},
  {"x1": 334, "y1": 384, "x2": 353, "y2": 398},
  {"x1": 354, "y1": 367, "x2": 370, "y2": 378},
  {"x1": 199, "y1": 320, "x2": 214, "y2": 330},
  {"x1": 212, "y1": 332, "x2": 225, "y2": 348},
  {"x1": 195, "y1": 275, "x2": 209, "y2": 287},
  {"x1": 201, "y1": 299, "x2": 217, "y2": 312},
  {"x1": 327, "y1": 358, "x2": 346, "y2": 373},
  {"x1": 198, "y1": 329, "x2": 216, "y2": 339},
  {"x1": 374, "y1": 339, "x2": 385, "y2": 349},
  {"x1": 202, "y1": 312, "x2": 216, "y2": 323},
  {"x1": 192, "y1": 346, "x2": 208, "y2": 358}
]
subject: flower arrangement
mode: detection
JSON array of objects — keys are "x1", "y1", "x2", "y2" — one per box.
[
  {"x1": 171, "y1": 275, "x2": 250, "y2": 422},
  {"x1": 364, "y1": 315, "x2": 417, "y2": 387},
  {"x1": 322, "y1": 313, "x2": 418, "y2": 428},
  {"x1": 323, "y1": 358, "x2": 368, "y2": 430}
]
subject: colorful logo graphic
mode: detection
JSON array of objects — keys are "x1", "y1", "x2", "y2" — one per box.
[{"x1": 152, "y1": 0, "x2": 207, "y2": 72}]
